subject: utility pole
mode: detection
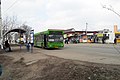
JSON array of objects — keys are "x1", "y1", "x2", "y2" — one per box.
[
  {"x1": 86, "y1": 23, "x2": 88, "y2": 35},
  {"x1": 0, "y1": 0, "x2": 3, "y2": 49},
  {"x1": 85, "y1": 22, "x2": 88, "y2": 42}
]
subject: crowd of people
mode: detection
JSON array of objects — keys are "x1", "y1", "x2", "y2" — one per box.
[
  {"x1": 64, "y1": 37, "x2": 117, "y2": 44},
  {"x1": 64, "y1": 38, "x2": 79, "y2": 44}
]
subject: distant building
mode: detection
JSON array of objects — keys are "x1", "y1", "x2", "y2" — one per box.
[
  {"x1": 64, "y1": 28, "x2": 98, "y2": 43},
  {"x1": 96, "y1": 29, "x2": 114, "y2": 43},
  {"x1": 96, "y1": 24, "x2": 120, "y2": 43},
  {"x1": 114, "y1": 25, "x2": 118, "y2": 33}
]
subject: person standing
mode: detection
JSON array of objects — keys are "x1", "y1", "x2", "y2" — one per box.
[
  {"x1": 102, "y1": 37, "x2": 105, "y2": 44},
  {"x1": 65, "y1": 38, "x2": 68, "y2": 44},
  {"x1": 114, "y1": 37, "x2": 117, "y2": 44},
  {"x1": 5, "y1": 40, "x2": 12, "y2": 52}
]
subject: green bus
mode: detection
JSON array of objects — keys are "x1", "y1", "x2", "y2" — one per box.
[{"x1": 34, "y1": 29, "x2": 64, "y2": 48}]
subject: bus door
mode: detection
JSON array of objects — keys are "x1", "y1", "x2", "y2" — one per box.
[{"x1": 44, "y1": 34, "x2": 47, "y2": 47}]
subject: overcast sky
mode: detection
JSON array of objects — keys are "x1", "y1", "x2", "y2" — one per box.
[{"x1": 1, "y1": 0, "x2": 120, "y2": 32}]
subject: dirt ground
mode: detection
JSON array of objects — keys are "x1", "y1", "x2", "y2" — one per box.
[{"x1": 0, "y1": 46, "x2": 120, "y2": 80}]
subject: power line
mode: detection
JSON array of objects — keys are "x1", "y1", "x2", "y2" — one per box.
[
  {"x1": 3, "y1": 0, "x2": 19, "y2": 15},
  {"x1": 102, "y1": 4, "x2": 120, "y2": 18},
  {"x1": 102, "y1": 4, "x2": 120, "y2": 54}
]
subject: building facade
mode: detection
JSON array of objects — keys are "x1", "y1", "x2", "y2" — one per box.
[{"x1": 64, "y1": 28, "x2": 98, "y2": 43}]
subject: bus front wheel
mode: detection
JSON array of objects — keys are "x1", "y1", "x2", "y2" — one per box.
[{"x1": 41, "y1": 43, "x2": 44, "y2": 48}]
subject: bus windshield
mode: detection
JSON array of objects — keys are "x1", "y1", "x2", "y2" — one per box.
[{"x1": 48, "y1": 35, "x2": 63, "y2": 42}]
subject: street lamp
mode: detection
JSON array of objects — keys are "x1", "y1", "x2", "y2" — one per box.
[
  {"x1": 102, "y1": 5, "x2": 120, "y2": 18},
  {"x1": 85, "y1": 23, "x2": 88, "y2": 42}
]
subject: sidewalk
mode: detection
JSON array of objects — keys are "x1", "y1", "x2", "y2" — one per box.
[{"x1": 0, "y1": 46, "x2": 49, "y2": 64}]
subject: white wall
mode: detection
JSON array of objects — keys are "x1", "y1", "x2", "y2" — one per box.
[{"x1": 106, "y1": 33, "x2": 115, "y2": 43}]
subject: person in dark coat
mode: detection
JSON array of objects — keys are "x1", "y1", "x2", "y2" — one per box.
[
  {"x1": 102, "y1": 37, "x2": 105, "y2": 44},
  {"x1": 5, "y1": 40, "x2": 12, "y2": 52},
  {"x1": 65, "y1": 38, "x2": 68, "y2": 44},
  {"x1": 114, "y1": 37, "x2": 117, "y2": 44},
  {"x1": 96, "y1": 37, "x2": 99, "y2": 43}
]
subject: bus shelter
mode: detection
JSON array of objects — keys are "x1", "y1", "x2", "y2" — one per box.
[{"x1": 2, "y1": 28, "x2": 26, "y2": 50}]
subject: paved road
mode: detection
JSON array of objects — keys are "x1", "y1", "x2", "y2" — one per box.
[{"x1": 42, "y1": 44, "x2": 120, "y2": 65}]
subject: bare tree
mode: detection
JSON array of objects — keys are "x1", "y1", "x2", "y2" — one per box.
[
  {"x1": 2, "y1": 16, "x2": 19, "y2": 34},
  {"x1": 2, "y1": 16, "x2": 32, "y2": 44},
  {"x1": 2, "y1": 16, "x2": 21, "y2": 43},
  {"x1": 20, "y1": 24, "x2": 32, "y2": 43}
]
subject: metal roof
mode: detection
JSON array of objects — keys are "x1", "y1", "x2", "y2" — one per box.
[{"x1": 3, "y1": 28, "x2": 26, "y2": 36}]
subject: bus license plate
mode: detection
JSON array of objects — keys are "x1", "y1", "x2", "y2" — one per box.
[{"x1": 55, "y1": 47, "x2": 58, "y2": 48}]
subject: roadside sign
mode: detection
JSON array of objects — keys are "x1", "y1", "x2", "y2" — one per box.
[
  {"x1": 30, "y1": 30, "x2": 34, "y2": 53},
  {"x1": 30, "y1": 30, "x2": 34, "y2": 44},
  {"x1": 97, "y1": 34, "x2": 103, "y2": 37}
]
